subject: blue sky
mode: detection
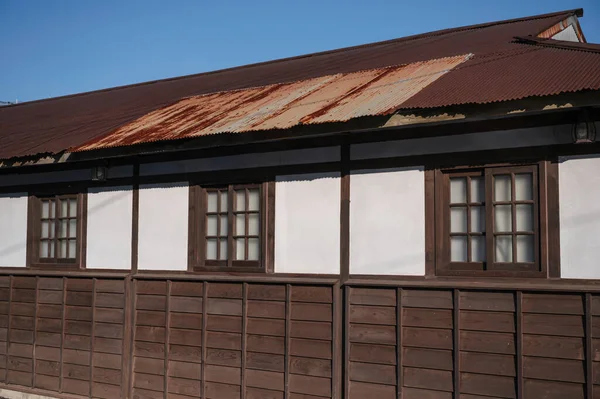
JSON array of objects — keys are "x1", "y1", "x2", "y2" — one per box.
[{"x1": 1, "y1": 0, "x2": 599, "y2": 103}]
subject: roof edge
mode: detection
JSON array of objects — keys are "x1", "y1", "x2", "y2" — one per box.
[
  {"x1": 0, "y1": 9, "x2": 582, "y2": 110},
  {"x1": 514, "y1": 36, "x2": 600, "y2": 53}
]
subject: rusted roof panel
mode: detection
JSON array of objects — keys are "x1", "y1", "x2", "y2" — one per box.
[
  {"x1": 0, "y1": 9, "x2": 579, "y2": 159},
  {"x1": 73, "y1": 55, "x2": 470, "y2": 151}
]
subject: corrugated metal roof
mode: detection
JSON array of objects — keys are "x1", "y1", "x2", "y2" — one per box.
[
  {"x1": 0, "y1": 9, "x2": 578, "y2": 160},
  {"x1": 73, "y1": 55, "x2": 470, "y2": 151}
]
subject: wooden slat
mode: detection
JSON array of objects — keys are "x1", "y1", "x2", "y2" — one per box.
[{"x1": 460, "y1": 372, "x2": 516, "y2": 398}]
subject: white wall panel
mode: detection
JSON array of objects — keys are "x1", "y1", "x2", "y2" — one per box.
[
  {"x1": 350, "y1": 168, "x2": 425, "y2": 275},
  {"x1": 138, "y1": 182, "x2": 189, "y2": 271},
  {"x1": 0, "y1": 193, "x2": 28, "y2": 267},
  {"x1": 86, "y1": 186, "x2": 133, "y2": 269},
  {"x1": 552, "y1": 25, "x2": 580, "y2": 42},
  {"x1": 559, "y1": 155, "x2": 600, "y2": 279},
  {"x1": 275, "y1": 172, "x2": 340, "y2": 274}
]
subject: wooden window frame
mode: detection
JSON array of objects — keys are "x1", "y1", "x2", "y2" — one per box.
[
  {"x1": 26, "y1": 192, "x2": 88, "y2": 270},
  {"x1": 188, "y1": 181, "x2": 275, "y2": 273},
  {"x1": 430, "y1": 160, "x2": 560, "y2": 278}
]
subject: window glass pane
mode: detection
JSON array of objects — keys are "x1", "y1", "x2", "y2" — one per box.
[
  {"x1": 220, "y1": 191, "x2": 228, "y2": 212},
  {"x1": 206, "y1": 239, "x2": 217, "y2": 260},
  {"x1": 59, "y1": 240, "x2": 67, "y2": 258},
  {"x1": 41, "y1": 221, "x2": 50, "y2": 238},
  {"x1": 219, "y1": 216, "x2": 228, "y2": 236},
  {"x1": 207, "y1": 192, "x2": 218, "y2": 213},
  {"x1": 515, "y1": 173, "x2": 533, "y2": 201},
  {"x1": 494, "y1": 205, "x2": 512, "y2": 232},
  {"x1": 69, "y1": 199, "x2": 77, "y2": 217},
  {"x1": 49, "y1": 242, "x2": 54, "y2": 258},
  {"x1": 235, "y1": 214, "x2": 245, "y2": 235},
  {"x1": 61, "y1": 200, "x2": 68, "y2": 217},
  {"x1": 59, "y1": 220, "x2": 68, "y2": 238},
  {"x1": 68, "y1": 239, "x2": 76, "y2": 259},
  {"x1": 470, "y1": 177, "x2": 485, "y2": 203},
  {"x1": 69, "y1": 220, "x2": 77, "y2": 238},
  {"x1": 450, "y1": 236, "x2": 467, "y2": 262},
  {"x1": 42, "y1": 201, "x2": 50, "y2": 218},
  {"x1": 206, "y1": 215, "x2": 218, "y2": 236},
  {"x1": 248, "y1": 213, "x2": 259, "y2": 236},
  {"x1": 48, "y1": 221, "x2": 55, "y2": 238},
  {"x1": 516, "y1": 235, "x2": 534, "y2": 263},
  {"x1": 40, "y1": 241, "x2": 49, "y2": 258},
  {"x1": 450, "y1": 178, "x2": 467, "y2": 204},
  {"x1": 516, "y1": 204, "x2": 533, "y2": 232},
  {"x1": 235, "y1": 190, "x2": 245, "y2": 211},
  {"x1": 248, "y1": 189, "x2": 260, "y2": 211},
  {"x1": 450, "y1": 207, "x2": 467, "y2": 233},
  {"x1": 494, "y1": 175, "x2": 511, "y2": 202},
  {"x1": 219, "y1": 239, "x2": 228, "y2": 260},
  {"x1": 235, "y1": 238, "x2": 245, "y2": 260},
  {"x1": 470, "y1": 206, "x2": 485, "y2": 233},
  {"x1": 471, "y1": 236, "x2": 486, "y2": 262},
  {"x1": 495, "y1": 236, "x2": 513, "y2": 262},
  {"x1": 248, "y1": 238, "x2": 259, "y2": 261}
]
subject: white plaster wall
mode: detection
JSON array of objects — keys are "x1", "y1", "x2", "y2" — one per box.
[
  {"x1": 138, "y1": 182, "x2": 189, "y2": 271},
  {"x1": 552, "y1": 25, "x2": 580, "y2": 42},
  {"x1": 559, "y1": 155, "x2": 600, "y2": 279},
  {"x1": 0, "y1": 193, "x2": 28, "y2": 267},
  {"x1": 86, "y1": 186, "x2": 133, "y2": 269},
  {"x1": 141, "y1": 147, "x2": 340, "y2": 176},
  {"x1": 352, "y1": 125, "x2": 572, "y2": 160},
  {"x1": 275, "y1": 172, "x2": 340, "y2": 274},
  {"x1": 350, "y1": 168, "x2": 425, "y2": 275}
]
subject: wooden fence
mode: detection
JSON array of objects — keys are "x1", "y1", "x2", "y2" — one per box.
[{"x1": 0, "y1": 272, "x2": 598, "y2": 398}]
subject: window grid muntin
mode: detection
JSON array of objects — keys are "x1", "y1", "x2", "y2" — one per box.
[{"x1": 38, "y1": 194, "x2": 79, "y2": 262}]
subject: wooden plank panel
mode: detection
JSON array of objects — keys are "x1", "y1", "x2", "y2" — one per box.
[
  {"x1": 206, "y1": 348, "x2": 242, "y2": 368},
  {"x1": 523, "y1": 356, "x2": 585, "y2": 383},
  {"x1": 168, "y1": 376, "x2": 201, "y2": 396},
  {"x1": 246, "y1": 335, "x2": 284, "y2": 355},
  {"x1": 402, "y1": 387, "x2": 452, "y2": 399},
  {"x1": 136, "y1": 326, "x2": 166, "y2": 343},
  {"x1": 62, "y1": 377, "x2": 90, "y2": 395},
  {"x1": 523, "y1": 313, "x2": 584, "y2": 337},
  {"x1": 94, "y1": 279, "x2": 125, "y2": 294},
  {"x1": 65, "y1": 305, "x2": 93, "y2": 321},
  {"x1": 66, "y1": 278, "x2": 93, "y2": 292},
  {"x1": 170, "y1": 281, "x2": 204, "y2": 297},
  {"x1": 247, "y1": 285, "x2": 286, "y2": 302},
  {"x1": 460, "y1": 291, "x2": 515, "y2": 312},
  {"x1": 171, "y1": 312, "x2": 203, "y2": 330},
  {"x1": 350, "y1": 342, "x2": 396, "y2": 365},
  {"x1": 170, "y1": 296, "x2": 203, "y2": 313},
  {"x1": 37, "y1": 305, "x2": 62, "y2": 320},
  {"x1": 460, "y1": 331, "x2": 515, "y2": 355},
  {"x1": 35, "y1": 359, "x2": 60, "y2": 376},
  {"x1": 38, "y1": 290, "x2": 63, "y2": 304},
  {"x1": 244, "y1": 369, "x2": 284, "y2": 391},
  {"x1": 207, "y1": 298, "x2": 243, "y2": 316},
  {"x1": 62, "y1": 348, "x2": 90, "y2": 365},
  {"x1": 348, "y1": 380, "x2": 395, "y2": 399},
  {"x1": 134, "y1": 371, "x2": 165, "y2": 391},
  {"x1": 290, "y1": 338, "x2": 332, "y2": 360},
  {"x1": 95, "y1": 308, "x2": 125, "y2": 324},
  {"x1": 136, "y1": 310, "x2": 166, "y2": 327},
  {"x1": 403, "y1": 347, "x2": 453, "y2": 371},
  {"x1": 12, "y1": 289, "x2": 36, "y2": 303},
  {"x1": 246, "y1": 387, "x2": 284, "y2": 399},
  {"x1": 349, "y1": 288, "x2": 396, "y2": 306},
  {"x1": 134, "y1": 357, "x2": 165, "y2": 376},
  {"x1": 168, "y1": 360, "x2": 201, "y2": 379},
  {"x1": 38, "y1": 278, "x2": 63, "y2": 291},
  {"x1": 404, "y1": 327, "x2": 453, "y2": 350},
  {"x1": 247, "y1": 300, "x2": 285, "y2": 319},
  {"x1": 65, "y1": 320, "x2": 92, "y2": 335},
  {"x1": 35, "y1": 346, "x2": 60, "y2": 362},
  {"x1": 523, "y1": 293, "x2": 584, "y2": 315},
  {"x1": 402, "y1": 289, "x2": 453, "y2": 309},
  {"x1": 11, "y1": 315, "x2": 34, "y2": 330},
  {"x1": 205, "y1": 381, "x2": 241, "y2": 399},
  {"x1": 290, "y1": 321, "x2": 332, "y2": 340},
  {"x1": 35, "y1": 373, "x2": 60, "y2": 391},
  {"x1": 349, "y1": 324, "x2": 395, "y2": 345},
  {"x1": 522, "y1": 334, "x2": 584, "y2": 360},
  {"x1": 94, "y1": 353, "x2": 122, "y2": 370},
  {"x1": 132, "y1": 387, "x2": 164, "y2": 399},
  {"x1": 291, "y1": 303, "x2": 331, "y2": 322},
  {"x1": 246, "y1": 352, "x2": 284, "y2": 373},
  {"x1": 95, "y1": 293, "x2": 124, "y2": 308},
  {"x1": 247, "y1": 318, "x2": 285, "y2": 337},
  {"x1": 8, "y1": 343, "x2": 33, "y2": 358},
  {"x1": 94, "y1": 322, "x2": 124, "y2": 339},
  {"x1": 168, "y1": 344, "x2": 202, "y2": 363},
  {"x1": 403, "y1": 308, "x2": 452, "y2": 329},
  {"x1": 136, "y1": 295, "x2": 166, "y2": 311},
  {"x1": 63, "y1": 334, "x2": 91, "y2": 350},
  {"x1": 10, "y1": 303, "x2": 35, "y2": 317},
  {"x1": 523, "y1": 379, "x2": 584, "y2": 399},
  {"x1": 134, "y1": 341, "x2": 165, "y2": 359},
  {"x1": 93, "y1": 381, "x2": 122, "y2": 399},
  {"x1": 170, "y1": 328, "x2": 202, "y2": 346},
  {"x1": 93, "y1": 366, "x2": 122, "y2": 385},
  {"x1": 206, "y1": 331, "x2": 241, "y2": 350},
  {"x1": 65, "y1": 291, "x2": 92, "y2": 306},
  {"x1": 6, "y1": 369, "x2": 32, "y2": 386},
  {"x1": 63, "y1": 363, "x2": 90, "y2": 381},
  {"x1": 12, "y1": 277, "x2": 36, "y2": 289},
  {"x1": 208, "y1": 283, "x2": 243, "y2": 299},
  {"x1": 460, "y1": 310, "x2": 515, "y2": 333},
  {"x1": 7, "y1": 356, "x2": 32, "y2": 372},
  {"x1": 349, "y1": 305, "x2": 396, "y2": 326},
  {"x1": 291, "y1": 286, "x2": 332, "y2": 304},
  {"x1": 460, "y1": 351, "x2": 515, "y2": 376},
  {"x1": 205, "y1": 364, "x2": 241, "y2": 385},
  {"x1": 403, "y1": 367, "x2": 453, "y2": 392},
  {"x1": 37, "y1": 317, "x2": 62, "y2": 333},
  {"x1": 289, "y1": 373, "x2": 331, "y2": 397},
  {"x1": 460, "y1": 372, "x2": 516, "y2": 398},
  {"x1": 136, "y1": 281, "x2": 167, "y2": 295},
  {"x1": 349, "y1": 361, "x2": 395, "y2": 385},
  {"x1": 207, "y1": 315, "x2": 242, "y2": 333},
  {"x1": 94, "y1": 337, "x2": 123, "y2": 354},
  {"x1": 10, "y1": 329, "x2": 34, "y2": 344}
]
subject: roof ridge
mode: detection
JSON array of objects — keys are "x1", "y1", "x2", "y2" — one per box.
[
  {"x1": 514, "y1": 36, "x2": 600, "y2": 54},
  {"x1": 0, "y1": 9, "x2": 581, "y2": 110}
]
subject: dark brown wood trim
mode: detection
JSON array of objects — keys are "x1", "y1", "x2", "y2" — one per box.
[
  {"x1": 80, "y1": 192, "x2": 88, "y2": 270},
  {"x1": 424, "y1": 169, "x2": 436, "y2": 276},
  {"x1": 340, "y1": 143, "x2": 350, "y2": 282},
  {"x1": 131, "y1": 162, "x2": 140, "y2": 272},
  {"x1": 90, "y1": 278, "x2": 96, "y2": 398},
  {"x1": 201, "y1": 281, "x2": 208, "y2": 399},
  {"x1": 241, "y1": 282, "x2": 248, "y2": 399},
  {"x1": 546, "y1": 160, "x2": 561, "y2": 277},
  {"x1": 396, "y1": 287, "x2": 403, "y2": 397},
  {"x1": 285, "y1": 283, "x2": 291, "y2": 399},
  {"x1": 122, "y1": 275, "x2": 134, "y2": 399},
  {"x1": 516, "y1": 291, "x2": 523, "y2": 399},
  {"x1": 586, "y1": 293, "x2": 593, "y2": 399},
  {"x1": 32, "y1": 276, "x2": 39, "y2": 388},
  {"x1": 343, "y1": 285, "x2": 350, "y2": 399},
  {"x1": 5, "y1": 276, "x2": 11, "y2": 385},
  {"x1": 453, "y1": 289, "x2": 460, "y2": 398},
  {"x1": 265, "y1": 180, "x2": 276, "y2": 273},
  {"x1": 59, "y1": 277, "x2": 66, "y2": 392},
  {"x1": 332, "y1": 282, "x2": 342, "y2": 399}
]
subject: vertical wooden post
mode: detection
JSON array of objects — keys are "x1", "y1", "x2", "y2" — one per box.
[
  {"x1": 516, "y1": 291, "x2": 524, "y2": 399},
  {"x1": 122, "y1": 276, "x2": 134, "y2": 399},
  {"x1": 164, "y1": 281, "x2": 171, "y2": 399},
  {"x1": 453, "y1": 289, "x2": 460, "y2": 399},
  {"x1": 284, "y1": 284, "x2": 291, "y2": 399},
  {"x1": 131, "y1": 162, "x2": 140, "y2": 272},
  {"x1": 201, "y1": 282, "x2": 208, "y2": 399},
  {"x1": 32, "y1": 276, "x2": 39, "y2": 389},
  {"x1": 90, "y1": 278, "x2": 97, "y2": 398},
  {"x1": 332, "y1": 282, "x2": 342, "y2": 399},
  {"x1": 343, "y1": 285, "x2": 350, "y2": 399},
  {"x1": 241, "y1": 283, "x2": 248, "y2": 399},
  {"x1": 340, "y1": 143, "x2": 350, "y2": 282},
  {"x1": 5, "y1": 276, "x2": 11, "y2": 386},
  {"x1": 396, "y1": 287, "x2": 403, "y2": 399},
  {"x1": 59, "y1": 277, "x2": 66, "y2": 393},
  {"x1": 586, "y1": 293, "x2": 593, "y2": 398}
]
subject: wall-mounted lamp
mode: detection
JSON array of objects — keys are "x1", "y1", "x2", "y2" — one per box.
[
  {"x1": 91, "y1": 166, "x2": 107, "y2": 181},
  {"x1": 572, "y1": 110, "x2": 596, "y2": 144}
]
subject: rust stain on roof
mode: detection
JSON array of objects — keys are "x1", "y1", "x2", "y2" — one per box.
[{"x1": 73, "y1": 54, "x2": 471, "y2": 151}]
